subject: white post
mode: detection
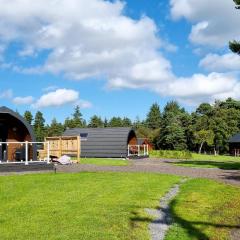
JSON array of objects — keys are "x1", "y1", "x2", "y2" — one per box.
[
  {"x1": 147, "y1": 144, "x2": 149, "y2": 155},
  {"x1": 47, "y1": 141, "x2": 50, "y2": 164},
  {"x1": 25, "y1": 141, "x2": 28, "y2": 165},
  {"x1": 138, "y1": 145, "x2": 140, "y2": 157},
  {"x1": 143, "y1": 145, "x2": 146, "y2": 156}
]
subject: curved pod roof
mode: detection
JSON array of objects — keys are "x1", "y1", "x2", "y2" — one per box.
[
  {"x1": 0, "y1": 106, "x2": 36, "y2": 142},
  {"x1": 63, "y1": 127, "x2": 137, "y2": 158}
]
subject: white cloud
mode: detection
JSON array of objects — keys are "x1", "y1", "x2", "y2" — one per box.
[
  {"x1": 18, "y1": 46, "x2": 36, "y2": 57},
  {"x1": 42, "y1": 85, "x2": 59, "y2": 92},
  {"x1": 199, "y1": 53, "x2": 240, "y2": 72},
  {"x1": 170, "y1": 0, "x2": 240, "y2": 47},
  {"x1": 74, "y1": 99, "x2": 93, "y2": 109},
  {"x1": 0, "y1": 89, "x2": 13, "y2": 99},
  {"x1": 0, "y1": 0, "x2": 240, "y2": 106},
  {"x1": 12, "y1": 96, "x2": 34, "y2": 105},
  {"x1": 32, "y1": 88, "x2": 80, "y2": 108}
]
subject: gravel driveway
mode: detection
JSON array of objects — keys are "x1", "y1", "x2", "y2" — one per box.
[{"x1": 56, "y1": 158, "x2": 240, "y2": 186}]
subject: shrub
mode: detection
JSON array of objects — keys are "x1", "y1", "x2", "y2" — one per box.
[{"x1": 150, "y1": 150, "x2": 192, "y2": 159}]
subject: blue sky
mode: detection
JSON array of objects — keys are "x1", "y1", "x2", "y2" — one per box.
[{"x1": 0, "y1": 0, "x2": 240, "y2": 123}]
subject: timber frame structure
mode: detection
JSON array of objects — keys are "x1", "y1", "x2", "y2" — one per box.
[{"x1": 38, "y1": 136, "x2": 81, "y2": 160}]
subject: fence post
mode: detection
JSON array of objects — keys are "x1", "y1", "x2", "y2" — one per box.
[
  {"x1": 25, "y1": 141, "x2": 28, "y2": 165},
  {"x1": 127, "y1": 145, "x2": 130, "y2": 157},
  {"x1": 47, "y1": 141, "x2": 50, "y2": 164},
  {"x1": 138, "y1": 145, "x2": 140, "y2": 157}
]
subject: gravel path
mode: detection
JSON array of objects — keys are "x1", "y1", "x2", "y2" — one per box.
[
  {"x1": 56, "y1": 158, "x2": 240, "y2": 186},
  {"x1": 145, "y1": 180, "x2": 185, "y2": 240}
]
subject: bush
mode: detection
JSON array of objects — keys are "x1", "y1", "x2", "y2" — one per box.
[{"x1": 150, "y1": 150, "x2": 192, "y2": 159}]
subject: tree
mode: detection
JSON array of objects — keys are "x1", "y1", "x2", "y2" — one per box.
[
  {"x1": 103, "y1": 118, "x2": 108, "y2": 127},
  {"x1": 194, "y1": 129, "x2": 214, "y2": 154},
  {"x1": 122, "y1": 117, "x2": 132, "y2": 127},
  {"x1": 145, "y1": 103, "x2": 161, "y2": 129},
  {"x1": 196, "y1": 103, "x2": 213, "y2": 116},
  {"x1": 64, "y1": 106, "x2": 86, "y2": 129},
  {"x1": 33, "y1": 111, "x2": 46, "y2": 142},
  {"x1": 24, "y1": 111, "x2": 33, "y2": 125},
  {"x1": 108, "y1": 117, "x2": 123, "y2": 127},
  {"x1": 229, "y1": 1, "x2": 240, "y2": 54},
  {"x1": 157, "y1": 102, "x2": 188, "y2": 150},
  {"x1": 72, "y1": 105, "x2": 84, "y2": 127},
  {"x1": 47, "y1": 118, "x2": 64, "y2": 137},
  {"x1": 88, "y1": 115, "x2": 104, "y2": 128}
]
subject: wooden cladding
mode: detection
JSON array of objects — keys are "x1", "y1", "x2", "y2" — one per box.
[{"x1": 38, "y1": 136, "x2": 81, "y2": 160}]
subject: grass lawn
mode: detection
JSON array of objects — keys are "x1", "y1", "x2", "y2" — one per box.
[
  {"x1": 173, "y1": 153, "x2": 240, "y2": 170},
  {"x1": 1, "y1": 173, "x2": 240, "y2": 239},
  {"x1": 0, "y1": 172, "x2": 179, "y2": 240},
  {"x1": 166, "y1": 179, "x2": 240, "y2": 240},
  {"x1": 78, "y1": 158, "x2": 129, "y2": 166}
]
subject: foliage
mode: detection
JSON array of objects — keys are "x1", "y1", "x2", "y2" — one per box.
[
  {"x1": 229, "y1": 1, "x2": 240, "y2": 53},
  {"x1": 107, "y1": 117, "x2": 132, "y2": 127},
  {"x1": 46, "y1": 118, "x2": 64, "y2": 137},
  {"x1": 194, "y1": 129, "x2": 214, "y2": 153},
  {"x1": 23, "y1": 110, "x2": 33, "y2": 125},
  {"x1": 157, "y1": 102, "x2": 188, "y2": 150},
  {"x1": 150, "y1": 150, "x2": 192, "y2": 159},
  {"x1": 33, "y1": 111, "x2": 45, "y2": 142},
  {"x1": 88, "y1": 115, "x2": 104, "y2": 128},
  {"x1": 145, "y1": 103, "x2": 161, "y2": 129},
  {"x1": 64, "y1": 105, "x2": 86, "y2": 129},
  {"x1": 21, "y1": 98, "x2": 240, "y2": 154}
]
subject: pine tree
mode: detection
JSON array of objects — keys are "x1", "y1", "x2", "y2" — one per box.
[
  {"x1": 145, "y1": 103, "x2": 161, "y2": 129},
  {"x1": 108, "y1": 117, "x2": 123, "y2": 127},
  {"x1": 229, "y1": 1, "x2": 240, "y2": 54},
  {"x1": 33, "y1": 111, "x2": 46, "y2": 142},
  {"x1": 64, "y1": 106, "x2": 86, "y2": 129},
  {"x1": 47, "y1": 118, "x2": 64, "y2": 137},
  {"x1": 158, "y1": 112, "x2": 187, "y2": 150},
  {"x1": 122, "y1": 117, "x2": 132, "y2": 127},
  {"x1": 104, "y1": 118, "x2": 108, "y2": 127},
  {"x1": 72, "y1": 105, "x2": 84, "y2": 127},
  {"x1": 88, "y1": 115, "x2": 104, "y2": 128},
  {"x1": 24, "y1": 111, "x2": 33, "y2": 125},
  {"x1": 157, "y1": 101, "x2": 187, "y2": 150}
]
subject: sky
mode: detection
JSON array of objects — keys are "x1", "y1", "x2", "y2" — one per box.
[{"x1": 0, "y1": 0, "x2": 240, "y2": 123}]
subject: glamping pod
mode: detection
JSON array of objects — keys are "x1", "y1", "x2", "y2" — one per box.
[
  {"x1": 63, "y1": 127, "x2": 137, "y2": 158},
  {"x1": 0, "y1": 106, "x2": 37, "y2": 162},
  {"x1": 229, "y1": 133, "x2": 240, "y2": 156}
]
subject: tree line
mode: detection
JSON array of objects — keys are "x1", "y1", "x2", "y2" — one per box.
[{"x1": 23, "y1": 98, "x2": 240, "y2": 154}]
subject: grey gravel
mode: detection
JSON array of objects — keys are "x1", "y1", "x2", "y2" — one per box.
[
  {"x1": 56, "y1": 158, "x2": 240, "y2": 186},
  {"x1": 146, "y1": 179, "x2": 186, "y2": 240}
]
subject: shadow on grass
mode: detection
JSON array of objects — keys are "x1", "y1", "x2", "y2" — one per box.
[
  {"x1": 221, "y1": 171, "x2": 240, "y2": 182},
  {"x1": 130, "y1": 201, "x2": 240, "y2": 240},
  {"x1": 173, "y1": 160, "x2": 240, "y2": 170},
  {"x1": 168, "y1": 199, "x2": 240, "y2": 240}
]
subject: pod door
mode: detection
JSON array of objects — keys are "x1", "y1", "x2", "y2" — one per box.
[{"x1": 0, "y1": 123, "x2": 8, "y2": 161}]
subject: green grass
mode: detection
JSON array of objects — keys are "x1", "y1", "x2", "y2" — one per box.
[
  {"x1": 191, "y1": 153, "x2": 240, "y2": 161},
  {"x1": 150, "y1": 150, "x2": 240, "y2": 169},
  {"x1": 78, "y1": 158, "x2": 129, "y2": 166},
  {"x1": 165, "y1": 179, "x2": 240, "y2": 240},
  {"x1": 173, "y1": 153, "x2": 240, "y2": 170},
  {"x1": 0, "y1": 172, "x2": 179, "y2": 240}
]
